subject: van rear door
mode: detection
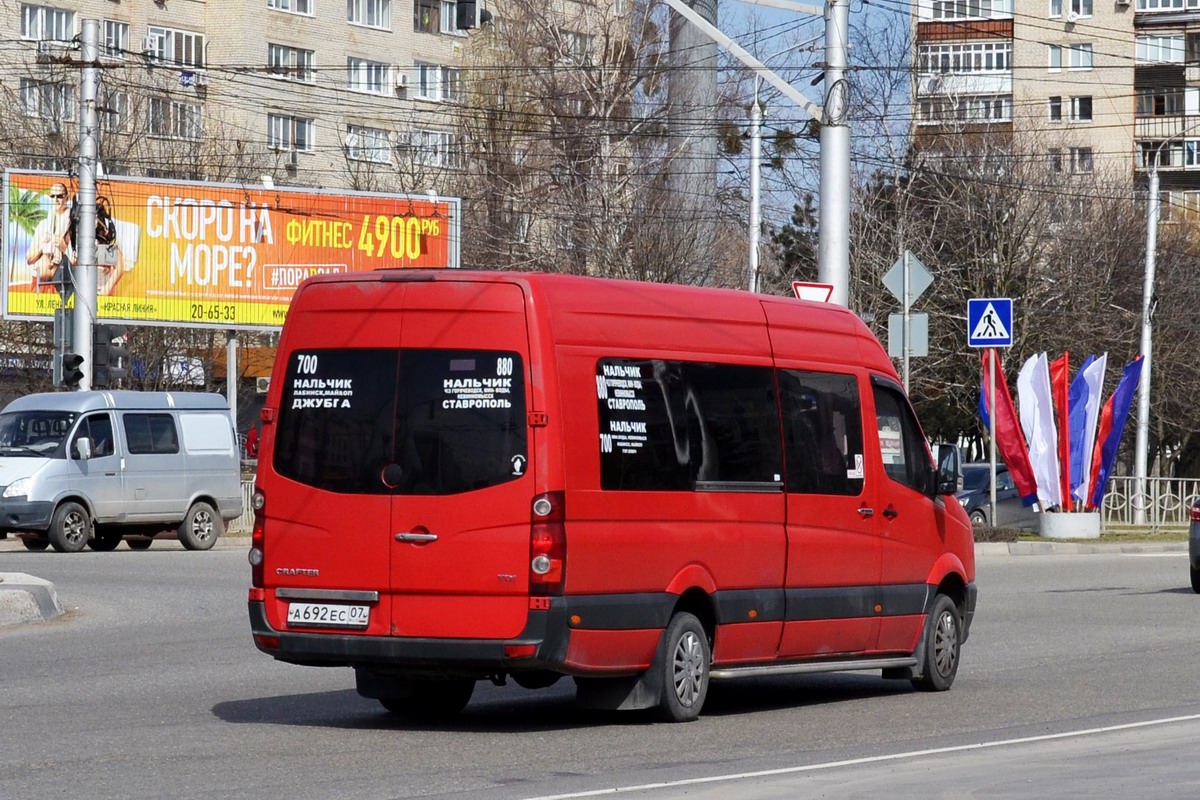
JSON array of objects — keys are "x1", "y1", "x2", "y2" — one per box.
[{"x1": 387, "y1": 280, "x2": 533, "y2": 639}]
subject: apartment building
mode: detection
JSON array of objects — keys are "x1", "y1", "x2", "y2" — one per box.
[{"x1": 8, "y1": 0, "x2": 485, "y2": 186}]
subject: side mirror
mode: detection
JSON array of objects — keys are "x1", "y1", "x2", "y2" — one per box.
[
  {"x1": 75, "y1": 437, "x2": 92, "y2": 461},
  {"x1": 934, "y1": 442, "x2": 962, "y2": 496}
]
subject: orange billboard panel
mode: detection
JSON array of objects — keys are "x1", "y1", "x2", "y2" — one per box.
[{"x1": 3, "y1": 171, "x2": 459, "y2": 329}]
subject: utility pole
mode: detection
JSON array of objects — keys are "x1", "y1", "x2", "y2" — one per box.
[
  {"x1": 818, "y1": 0, "x2": 851, "y2": 307},
  {"x1": 72, "y1": 19, "x2": 100, "y2": 391}
]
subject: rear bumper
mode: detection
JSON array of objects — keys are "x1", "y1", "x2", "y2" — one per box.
[{"x1": 248, "y1": 600, "x2": 571, "y2": 676}]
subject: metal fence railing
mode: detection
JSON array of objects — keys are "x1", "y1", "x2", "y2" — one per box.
[{"x1": 227, "y1": 475, "x2": 1200, "y2": 535}]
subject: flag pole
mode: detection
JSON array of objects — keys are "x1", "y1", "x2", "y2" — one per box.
[{"x1": 989, "y1": 348, "x2": 997, "y2": 527}]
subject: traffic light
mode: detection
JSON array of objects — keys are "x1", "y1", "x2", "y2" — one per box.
[
  {"x1": 61, "y1": 352, "x2": 85, "y2": 389},
  {"x1": 455, "y1": 0, "x2": 492, "y2": 29},
  {"x1": 92, "y1": 324, "x2": 129, "y2": 388}
]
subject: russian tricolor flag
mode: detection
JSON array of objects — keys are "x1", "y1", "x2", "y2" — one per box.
[{"x1": 1086, "y1": 357, "x2": 1143, "y2": 510}]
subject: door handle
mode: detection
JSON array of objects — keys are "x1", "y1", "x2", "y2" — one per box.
[
  {"x1": 857, "y1": 507, "x2": 874, "y2": 518},
  {"x1": 395, "y1": 532, "x2": 438, "y2": 543},
  {"x1": 882, "y1": 506, "x2": 899, "y2": 520}
]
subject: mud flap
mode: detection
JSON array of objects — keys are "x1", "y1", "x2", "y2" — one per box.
[{"x1": 574, "y1": 628, "x2": 668, "y2": 711}]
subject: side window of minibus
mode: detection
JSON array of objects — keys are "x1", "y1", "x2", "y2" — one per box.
[
  {"x1": 72, "y1": 413, "x2": 114, "y2": 458},
  {"x1": 872, "y1": 384, "x2": 932, "y2": 493},
  {"x1": 780, "y1": 370, "x2": 864, "y2": 496}
]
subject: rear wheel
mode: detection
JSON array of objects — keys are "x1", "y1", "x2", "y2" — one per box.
[
  {"x1": 178, "y1": 502, "x2": 222, "y2": 551},
  {"x1": 969, "y1": 509, "x2": 988, "y2": 527},
  {"x1": 21, "y1": 537, "x2": 50, "y2": 551},
  {"x1": 912, "y1": 593, "x2": 961, "y2": 692},
  {"x1": 48, "y1": 502, "x2": 91, "y2": 553},
  {"x1": 656, "y1": 612, "x2": 710, "y2": 722},
  {"x1": 379, "y1": 679, "x2": 475, "y2": 719}
]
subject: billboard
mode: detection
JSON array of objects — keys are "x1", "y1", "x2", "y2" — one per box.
[{"x1": 3, "y1": 171, "x2": 460, "y2": 330}]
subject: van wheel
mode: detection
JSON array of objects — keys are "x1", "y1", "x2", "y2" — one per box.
[
  {"x1": 379, "y1": 679, "x2": 475, "y2": 719},
  {"x1": 21, "y1": 537, "x2": 50, "y2": 551},
  {"x1": 657, "y1": 612, "x2": 710, "y2": 722},
  {"x1": 178, "y1": 502, "x2": 222, "y2": 551},
  {"x1": 88, "y1": 529, "x2": 122, "y2": 551},
  {"x1": 911, "y1": 594, "x2": 961, "y2": 692},
  {"x1": 49, "y1": 502, "x2": 91, "y2": 553},
  {"x1": 127, "y1": 537, "x2": 153, "y2": 551},
  {"x1": 1191, "y1": 565, "x2": 1200, "y2": 594},
  {"x1": 969, "y1": 510, "x2": 988, "y2": 527}
]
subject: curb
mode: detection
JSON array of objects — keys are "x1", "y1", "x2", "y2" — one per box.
[
  {"x1": 0, "y1": 573, "x2": 66, "y2": 627},
  {"x1": 976, "y1": 541, "x2": 1188, "y2": 556}
]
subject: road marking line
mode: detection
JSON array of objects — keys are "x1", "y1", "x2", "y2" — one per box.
[{"x1": 519, "y1": 713, "x2": 1200, "y2": 800}]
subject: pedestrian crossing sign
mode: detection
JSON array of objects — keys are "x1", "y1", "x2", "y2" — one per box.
[{"x1": 967, "y1": 298, "x2": 1013, "y2": 348}]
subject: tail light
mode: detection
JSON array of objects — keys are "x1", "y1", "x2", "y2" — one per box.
[
  {"x1": 529, "y1": 491, "x2": 565, "y2": 595},
  {"x1": 248, "y1": 488, "x2": 266, "y2": 588},
  {"x1": 1191, "y1": 500, "x2": 1200, "y2": 523}
]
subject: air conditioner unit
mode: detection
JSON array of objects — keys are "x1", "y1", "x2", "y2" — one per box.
[
  {"x1": 142, "y1": 34, "x2": 162, "y2": 55},
  {"x1": 256, "y1": 377, "x2": 271, "y2": 395},
  {"x1": 287, "y1": 149, "x2": 299, "y2": 167},
  {"x1": 35, "y1": 39, "x2": 71, "y2": 63},
  {"x1": 1115, "y1": 0, "x2": 1130, "y2": 6},
  {"x1": 394, "y1": 71, "x2": 409, "y2": 91}
]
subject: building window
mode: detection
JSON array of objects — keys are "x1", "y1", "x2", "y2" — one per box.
[
  {"x1": 439, "y1": 0, "x2": 463, "y2": 33},
  {"x1": 1137, "y1": 0, "x2": 1200, "y2": 11},
  {"x1": 1137, "y1": 88, "x2": 1184, "y2": 116},
  {"x1": 268, "y1": 113, "x2": 314, "y2": 151},
  {"x1": 1049, "y1": 148, "x2": 1063, "y2": 173},
  {"x1": 348, "y1": 0, "x2": 390, "y2": 29},
  {"x1": 1049, "y1": 96, "x2": 1062, "y2": 121},
  {"x1": 1070, "y1": 96, "x2": 1092, "y2": 122},
  {"x1": 414, "y1": 0, "x2": 439, "y2": 32},
  {"x1": 145, "y1": 26, "x2": 205, "y2": 68},
  {"x1": 20, "y1": 4, "x2": 74, "y2": 41},
  {"x1": 918, "y1": 42, "x2": 1011, "y2": 75},
  {"x1": 348, "y1": 58, "x2": 390, "y2": 94},
  {"x1": 414, "y1": 63, "x2": 461, "y2": 102},
  {"x1": 148, "y1": 97, "x2": 202, "y2": 140},
  {"x1": 100, "y1": 89, "x2": 129, "y2": 131},
  {"x1": 1050, "y1": 0, "x2": 1092, "y2": 15},
  {"x1": 1069, "y1": 43, "x2": 1093, "y2": 69},
  {"x1": 957, "y1": 95, "x2": 1011, "y2": 121},
  {"x1": 102, "y1": 20, "x2": 127, "y2": 59},
  {"x1": 930, "y1": 0, "x2": 1012, "y2": 17},
  {"x1": 1140, "y1": 141, "x2": 1182, "y2": 168},
  {"x1": 268, "y1": 0, "x2": 313, "y2": 14},
  {"x1": 1069, "y1": 146, "x2": 1093, "y2": 174},
  {"x1": 409, "y1": 129, "x2": 464, "y2": 168},
  {"x1": 269, "y1": 44, "x2": 315, "y2": 82},
  {"x1": 346, "y1": 125, "x2": 391, "y2": 163},
  {"x1": 19, "y1": 78, "x2": 74, "y2": 124},
  {"x1": 1137, "y1": 35, "x2": 1185, "y2": 64}
]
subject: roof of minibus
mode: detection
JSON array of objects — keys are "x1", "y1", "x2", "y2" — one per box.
[
  {"x1": 296, "y1": 269, "x2": 897, "y2": 377},
  {"x1": 1, "y1": 391, "x2": 231, "y2": 415}
]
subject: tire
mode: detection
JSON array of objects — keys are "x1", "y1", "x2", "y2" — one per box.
[
  {"x1": 656, "y1": 612, "x2": 710, "y2": 722},
  {"x1": 1191, "y1": 565, "x2": 1200, "y2": 594},
  {"x1": 911, "y1": 593, "x2": 962, "y2": 692},
  {"x1": 969, "y1": 509, "x2": 988, "y2": 527},
  {"x1": 48, "y1": 501, "x2": 91, "y2": 553},
  {"x1": 88, "y1": 529, "x2": 122, "y2": 552},
  {"x1": 178, "y1": 502, "x2": 222, "y2": 551},
  {"x1": 379, "y1": 679, "x2": 475, "y2": 719},
  {"x1": 21, "y1": 537, "x2": 50, "y2": 551},
  {"x1": 127, "y1": 537, "x2": 153, "y2": 551}
]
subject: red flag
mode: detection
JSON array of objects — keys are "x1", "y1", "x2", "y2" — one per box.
[
  {"x1": 980, "y1": 349, "x2": 1040, "y2": 505},
  {"x1": 1049, "y1": 352, "x2": 1071, "y2": 509}
]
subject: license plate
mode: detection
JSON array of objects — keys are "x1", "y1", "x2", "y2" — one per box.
[{"x1": 286, "y1": 602, "x2": 370, "y2": 629}]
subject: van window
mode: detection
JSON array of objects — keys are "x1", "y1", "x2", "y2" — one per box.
[
  {"x1": 873, "y1": 384, "x2": 933, "y2": 493},
  {"x1": 123, "y1": 413, "x2": 180, "y2": 455},
  {"x1": 73, "y1": 413, "x2": 115, "y2": 458},
  {"x1": 597, "y1": 358, "x2": 781, "y2": 491},
  {"x1": 0, "y1": 411, "x2": 75, "y2": 456},
  {"x1": 274, "y1": 348, "x2": 527, "y2": 496},
  {"x1": 780, "y1": 370, "x2": 865, "y2": 496}
]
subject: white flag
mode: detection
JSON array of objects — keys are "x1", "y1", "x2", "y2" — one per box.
[{"x1": 1017, "y1": 354, "x2": 1063, "y2": 509}]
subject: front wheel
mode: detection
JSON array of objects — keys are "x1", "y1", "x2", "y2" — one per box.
[
  {"x1": 969, "y1": 509, "x2": 988, "y2": 527},
  {"x1": 48, "y1": 502, "x2": 91, "y2": 553},
  {"x1": 656, "y1": 612, "x2": 710, "y2": 722},
  {"x1": 1191, "y1": 565, "x2": 1200, "y2": 594},
  {"x1": 911, "y1": 593, "x2": 961, "y2": 692},
  {"x1": 178, "y1": 502, "x2": 222, "y2": 551}
]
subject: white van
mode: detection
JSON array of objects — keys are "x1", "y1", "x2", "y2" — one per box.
[{"x1": 0, "y1": 391, "x2": 243, "y2": 552}]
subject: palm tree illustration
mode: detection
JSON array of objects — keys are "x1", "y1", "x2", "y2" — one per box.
[{"x1": 9, "y1": 184, "x2": 48, "y2": 237}]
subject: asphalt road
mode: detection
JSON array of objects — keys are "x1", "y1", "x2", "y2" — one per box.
[{"x1": 1, "y1": 545, "x2": 1197, "y2": 800}]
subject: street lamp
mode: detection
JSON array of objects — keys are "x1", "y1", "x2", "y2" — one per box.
[
  {"x1": 1134, "y1": 123, "x2": 1200, "y2": 523},
  {"x1": 747, "y1": 36, "x2": 821, "y2": 294}
]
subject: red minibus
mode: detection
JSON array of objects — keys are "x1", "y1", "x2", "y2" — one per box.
[{"x1": 248, "y1": 270, "x2": 976, "y2": 721}]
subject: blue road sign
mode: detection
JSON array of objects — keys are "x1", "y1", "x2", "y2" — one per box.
[{"x1": 967, "y1": 298, "x2": 1013, "y2": 348}]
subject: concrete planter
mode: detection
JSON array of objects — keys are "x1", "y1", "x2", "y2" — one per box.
[{"x1": 1040, "y1": 511, "x2": 1101, "y2": 540}]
